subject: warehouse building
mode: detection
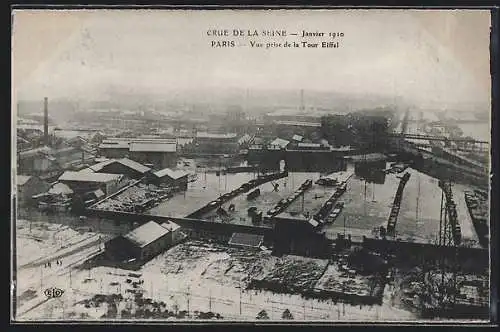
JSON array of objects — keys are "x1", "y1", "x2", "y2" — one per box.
[
  {"x1": 98, "y1": 138, "x2": 177, "y2": 168},
  {"x1": 105, "y1": 220, "x2": 182, "y2": 261},
  {"x1": 98, "y1": 139, "x2": 130, "y2": 158},
  {"x1": 128, "y1": 140, "x2": 177, "y2": 168},
  {"x1": 17, "y1": 146, "x2": 58, "y2": 177},
  {"x1": 89, "y1": 158, "x2": 152, "y2": 179},
  {"x1": 160, "y1": 220, "x2": 184, "y2": 245},
  {"x1": 269, "y1": 138, "x2": 290, "y2": 150},
  {"x1": 58, "y1": 171, "x2": 127, "y2": 196},
  {"x1": 194, "y1": 132, "x2": 240, "y2": 154},
  {"x1": 149, "y1": 168, "x2": 189, "y2": 190},
  {"x1": 17, "y1": 175, "x2": 50, "y2": 206}
]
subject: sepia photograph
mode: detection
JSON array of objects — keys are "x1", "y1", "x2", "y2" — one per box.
[{"x1": 11, "y1": 8, "x2": 493, "y2": 323}]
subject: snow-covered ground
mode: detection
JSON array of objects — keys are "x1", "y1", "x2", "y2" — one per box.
[{"x1": 15, "y1": 239, "x2": 419, "y2": 322}]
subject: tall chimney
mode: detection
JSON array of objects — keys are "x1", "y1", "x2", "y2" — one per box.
[{"x1": 43, "y1": 97, "x2": 49, "y2": 146}]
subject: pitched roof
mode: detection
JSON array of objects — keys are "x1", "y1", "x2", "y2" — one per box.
[
  {"x1": 154, "y1": 168, "x2": 188, "y2": 180},
  {"x1": 89, "y1": 158, "x2": 151, "y2": 174},
  {"x1": 228, "y1": 233, "x2": 264, "y2": 248},
  {"x1": 129, "y1": 142, "x2": 177, "y2": 152},
  {"x1": 59, "y1": 171, "x2": 122, "y2": 183},
  {"x1": 123, "y1": 221, "x2": 170, "y2": 248},
  {"x1": 48, "y1": 182, "x2": 74, "y2": 195},
  {"x1": 18, "y1": 146, "x2": 53, "y2": 158},
  {"x1": 117, "y1": 158, "x2": 151, "y2": 173},
  {"x1": 78, "y1": 167, "x2": 95, "y2": 174},
  {"x1": 238, "y1": 134, "x2": 253, "y2": 145},
  {"x1": 89, "y1": 160, "x2": 115, "y2": 172},
  {"x1": 292, "y1": 134, "x2": 303, "y2": 142},
  {"x1": 160, "y1": 220, "x2": 181, "y2": 232},
  {"x1": 269, "y1": 138, "x2": 290, "y2": 148},
  {"x1": 17, "y1": 175, "x2": 32, "y2": 186}
]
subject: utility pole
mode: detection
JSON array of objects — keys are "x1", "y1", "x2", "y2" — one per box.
[
  {"x1": 239, "y1": 282, "x2": 242, "y2": 316},
  {"x1": 416, "y1": 173, "x2": 421, "y2": 223},
  {"x1": 343, "y1": 215, "x2": 346, "y2": 237},
  {"x1": 186, "y1": 286, "x2": 190, "y2": 317},
  {"x1": 209, "y1": 288, "x2": 212, "y2": 312}
]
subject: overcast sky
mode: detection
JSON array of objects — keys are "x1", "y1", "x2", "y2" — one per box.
[{"x1": 12, "y1": 9, "x2": 491, "y2": 108}]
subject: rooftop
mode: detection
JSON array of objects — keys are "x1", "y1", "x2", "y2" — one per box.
[
  {"x1": 228, "y1": 232, "x2": 264, "y2": 248},
  {"x1": 17, "y1": 175, "x2": 32, "y2": 186},
  {"x1": 18, "y1": 146, "x2": 53, "y2": 158},
  {"x1": 297, "y1": 142, "x2": 322, "y2": 148},
  {"x1": 59, "y1": 171, "x2": 123, "y2": 183},
  {"x1": 160, "y1": 220, "x2": 182, "y2": 232},
  {"x1": 348, "y1": 153, "x2": 387, "y2": 162},
  {"x1": 129, "y1": 141, "x2": 177, "y2": 153},
  {"x1": 196, "y1": 132, "x2": 238, "y2": 139},
  {"x1": 123, "y1": 221, "x2": 170, "y2": 248},
  {"x1": 275, "y1": 120, "x2": 322, "y2": 127},
  {"x1": 89, "y1": 158, "x2": 151, "y2": 174},
  {"x1": 99, "y1": 141, "x2": 130, "y2": 149},
  {"x1": 270, "y1": 138, "x2": 290, "y2": 148},
  {"x1": 154, "y1": 168, "x2": 189, "y2": 180}
]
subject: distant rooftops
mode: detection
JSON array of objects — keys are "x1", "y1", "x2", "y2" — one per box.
[
  {"x1": 99, "y1": 138, "x2": 177, "y2": 152},
  {"x1": 129, "y1": 141, "x2": 176, "y2": 153},
  {"x1": 59, "y1": 171, "x2": 123, "y2": 183},
  {"x1": 196, "y1": 132, "x2": 238, "y2": 139},
  {"x1": 269, "y1": 138, "x2": 290, "y2": 149},
  {"x1": 348, "y1": 153, "x2": 387, "y2": 162},
  {"x1": 275, "y1": 120, "x2": 322, "y2": 127},
  {"x1": 297, "y1": 142, "x2": 322, "y2": 148}
]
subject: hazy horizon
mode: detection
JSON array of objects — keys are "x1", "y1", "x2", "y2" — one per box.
[{"x1": 12, "y1": 10, "x2": 491, "y2": 111}]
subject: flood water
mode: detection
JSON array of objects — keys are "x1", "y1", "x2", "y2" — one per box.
[{"x1": 16, "y1": 158, "x2": 481, "y2": 247}]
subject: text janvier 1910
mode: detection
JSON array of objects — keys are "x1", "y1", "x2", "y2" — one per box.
[{"x1": 207, "y1": 29, "x2": 344, "y2": 49}]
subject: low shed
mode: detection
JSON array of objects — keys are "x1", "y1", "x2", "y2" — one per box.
[{"x1": 105, "y1": 221, "x2": 171, "y2": 261}]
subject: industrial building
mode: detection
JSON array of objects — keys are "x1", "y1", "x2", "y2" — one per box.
[
  {"x1": 16, "y1": 175, "x2": 50, "y2": 206},
  {"x1": 88, "y1": 158, "x2": 152, "y2": 179},
  {"x1": 98, "y1": 138, "x2": 178, "y2": 168},
  {"x1": 269, "y1": 138, "x2": 290, "y2": 150},
  {"x1": 128, "y1": 140, "x2": 177, "y2": 168},
  {"x1": 149, "y1": 168, "x2": 189, "y2": 190},
  {"x1": 58, "y1": 171, "x2": 127, "y2": 196},
  {"x1": 193, "y1": 132, "x2": 240, "y2": 154},
  {"x1": 104, "y1": 220, "x2": 182, "y2": 261},
  {"x1": 17, "y1": 146, "x2": 58, "y2": 176}
]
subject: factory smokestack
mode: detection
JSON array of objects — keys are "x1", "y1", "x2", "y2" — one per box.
[{"x1": 43, "y1": 97, "x2": 49, "y2": 146}]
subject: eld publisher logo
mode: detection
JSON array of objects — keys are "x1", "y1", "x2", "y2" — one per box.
[{"x1": 44, "y1": 287, "x2": 64, "y2": 299}]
